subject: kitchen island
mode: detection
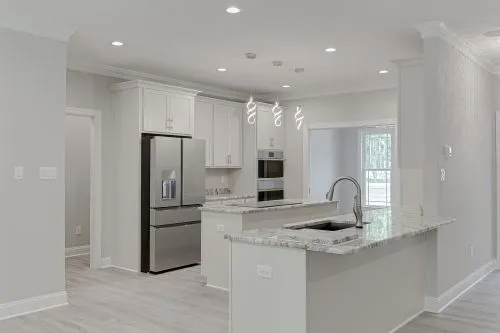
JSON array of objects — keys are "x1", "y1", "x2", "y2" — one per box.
[
  {"x1": 200, "y1": 199, "x2": 338, "y2": 290},
  {"x1": 227, "y1": 206, "x2": 456, "y2": 333}
]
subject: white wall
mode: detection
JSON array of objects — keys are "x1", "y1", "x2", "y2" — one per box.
[
  {"x1": 65, "y1": 70, "x2": 123, "y2": 259},
  {"x1": 65, "y1": 115, "x2": 91, "y2": 248},
  {"x1": 0, "y1": 28, "x2": 67, "y2": 304},
  {"x1": 423, "y1": 37, "x2": 495, "y2": 295},
  {"x1": 284, "y1": 89, "x2": 397, "y2": 199}
]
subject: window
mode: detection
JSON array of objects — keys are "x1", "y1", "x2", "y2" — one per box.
[{"x1": 361, "y1": 128, "x2": 393, "y2": 207}]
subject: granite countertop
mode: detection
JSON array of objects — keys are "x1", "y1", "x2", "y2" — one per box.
[
  {"x1": 227, "y1": 206, "x2": 456, "y2": 255},
  {"x1": 200, "y1": 199, "x2": 337, "y2": 214},
  {"x1": 205, "y1": 194, "x2": 255, "y2": 202}
]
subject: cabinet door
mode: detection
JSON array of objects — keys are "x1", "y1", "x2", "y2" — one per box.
[
  {"x1": 213, "y1": 105, "x2": 229, "y2": 167},
  {"x1": 272, "y1": 116, "x2": 285, "y2": 150},
  {"x1": 168, "y1": 94, "x2": 192, "y2": 135},
  {"x1": 194, "y1": 101, "x2": 214, "y2": 167},
  {"x1": 227, "y1": 107, "x2": 242, "y2": 167},
  {"x1": 143, "y1": 89, "x2": 168, "y2": 133},
  {"x1": 257, "y1": 108, "x2": 274, "y2": 150}
]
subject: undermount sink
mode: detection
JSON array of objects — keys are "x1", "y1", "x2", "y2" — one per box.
[{"x1": 289, "y1": 221, "x2": 356, "y2": 232}]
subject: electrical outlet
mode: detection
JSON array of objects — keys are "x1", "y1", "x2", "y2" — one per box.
[
  {"x1": 470, "y1": 246, "x2": 474, "y2": 258},
  {"x1": 39, "y1": 167, "x2": 57, "y2": 180},
  {"x1": 216, "y1": 224, "x2": 225, "y2": 233},
  {"x1": 76, "y1": 225, "x2": 82, "y2": 235},
  {"x1": 257, "y1": 265, "x2": 273, "y2": 279}
]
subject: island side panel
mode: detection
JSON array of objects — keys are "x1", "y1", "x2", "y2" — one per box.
[
  {"x1": 306, "y1": 234, "x2": 427, "y2": 333},
  {"x1": 230, "y1": 242, "x2": 307, "y2": 333},
  {"x1": 201, "y1": 211, "x2": 243, "y2": 290}
]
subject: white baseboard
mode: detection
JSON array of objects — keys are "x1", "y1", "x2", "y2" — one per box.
[
  {"x1": 206, "y1": 284, "x2": 229, "y2": 292},
  {"x1": 65, "y1": 245, "x2": 90, "y2": 258},
  {"x1": 388, "y1": 310, "x2": 423, "y2": 333},
  {"x1": 99, "y1": 257, "x2": 112, "y2": 268},
  {"x1": 0, "y1": 292, "x2": 68, "y2": 321},
  {"x1": 425, "y1": 260, "x2": 495, "y2": 313},
  {"x1": 109, "y1": 265, "x2": 139, "y2": 273}
]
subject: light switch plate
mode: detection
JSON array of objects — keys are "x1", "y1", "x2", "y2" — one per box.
[
  {"x1": 14, "y1": 166, "x2": 23, "y2": 180},
  {"x1": 76, "y1": 225, "x2": 82, "y2": 235},
  {"x1": 257, "y1": 265, "x2": 273, "y2": 279},
  {"x1": 440, "y1": 168, "x2": 446, "y2": 182},
  {"x1": 39, "y1": 167, "x2": 57, "y2": 180}
]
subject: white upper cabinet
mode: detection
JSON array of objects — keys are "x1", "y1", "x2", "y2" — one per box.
[
  {"x1": 194, "y1": 97, "x2": 243, "y2": 168},
  {"x1": 112, "y1": 80, "x2": 199, "y2": 136},
  {"x1": 143, "y1": 89, "x2": 168, "y2": 133},
  {"x1": 194, "y1": 101, "x2": 214, "y2": 167},
  {"x1": 257, "y1": 105, "x2": 285, "y2": 150}
]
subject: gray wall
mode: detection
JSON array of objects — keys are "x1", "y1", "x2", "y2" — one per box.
[
  {"x1": 284, "y1": 89, "x2": 397, "y2": 199},
  {"x1": 65, "y1": 115, "x2": 91, "y2": 248},
  {"x1": 423, "y1": 37, "x2": 495, "y2": 295},
  {"x1": 0, "y1": 28, "x2": 67, "y2": 304}
]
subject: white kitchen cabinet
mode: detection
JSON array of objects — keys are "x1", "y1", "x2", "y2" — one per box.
[
  {"x1": 194, "y1": 97, "x2": 243, "y2": 168},
  {"x1": 194, "y1": 101, "x2": 214, "y2": 167},
  {"x1": 257, "y1": 105, "x2": 285, "y2": 150},
  {"x1": 129, "y1": 81, "x2": 199, "y2": 136}
]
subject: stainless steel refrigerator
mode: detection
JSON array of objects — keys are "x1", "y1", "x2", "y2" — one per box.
[{"x1": 141, "y1": 135, "x2": 205, "y2": 273}]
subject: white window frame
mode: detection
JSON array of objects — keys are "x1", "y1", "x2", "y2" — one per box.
[{"x1": 360, "y1": 126, "x2": 394, "y2": 207}]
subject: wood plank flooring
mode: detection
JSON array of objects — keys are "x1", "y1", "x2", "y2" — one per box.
[{"x1": 1, "y1": 255, "x2": 500, "y2": 332}]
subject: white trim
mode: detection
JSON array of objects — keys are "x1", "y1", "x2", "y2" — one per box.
[
  {"x1": 415, "y1": 21, "x2": 493, "y2": 73},
  {"x1": 108, "y1": 265, "x2": 140, "y2": 273},
  {"x1": 111, "y1": 79, "x2": 201, "y2": 96},
  {"x1": 65, "y1": 245, "x2": 90, "y2": 258},
  {"x1": 65, "y1": 107, "x2": 103, "y2": 270},
  {"x1": 392, "y1": 57, "x2": 424, "y2": 68},
  {"x1": 496, "y1": 111, "x2": 500, "y2": 267},
  {"x1": 302, "y1": 118, "x2": 399, "y2": 200},
  {"x1": 388, "y1": 310, "x2": 423, "y2": 333},
  {"x1": 206, "y1": 284, "x2": 230, "y2": 292},
  {"x1": 424, "y1": 260, "x2": 495, "y2": 313},
  {"x1": 68, "y1": 59, "x2": 250, "y2": 101},
  {"x1": 99, "y1": 257, "x2": 112, "y2": 268},
  {"x1": 0, "y1": 292, "x2": 68, "y2": 321}
]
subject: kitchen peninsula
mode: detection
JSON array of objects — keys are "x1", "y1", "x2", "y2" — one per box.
[
  {"x1": 227, "y1": 206, "x2": 456, "y2": 333},
  {"x1": 200, "y1": 199, "x2": 338, "y2": 290}
]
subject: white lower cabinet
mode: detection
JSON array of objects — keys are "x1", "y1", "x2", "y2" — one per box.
[{"x1": 194, "y1": 98, "x2": 242, "y2": 168}]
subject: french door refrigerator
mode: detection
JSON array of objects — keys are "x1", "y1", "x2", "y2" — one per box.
[{"x1": 141, "y1": 135, "x2": 205, "y2": 273}]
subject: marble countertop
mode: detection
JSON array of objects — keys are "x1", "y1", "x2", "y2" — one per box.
[
  {"x1": 205, "y1": 194, "x2": 255, "y2": 202},
  {"x1": 200, "y1": 199, "x2": 337, "y2": 214},
  {"x1": 227, "y1": 206, "x2": 456, "y2": 254}
]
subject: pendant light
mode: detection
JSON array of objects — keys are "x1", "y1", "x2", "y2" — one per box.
[
  {"x1": 246, "y1": 95, "x2": 257, "y2": 125},
  {"x1": 272, "y1": 100, "x2": 283, "y2": 127},
  {"x1": 295, "y1": 105, "x2": 304, "y2": 130}
]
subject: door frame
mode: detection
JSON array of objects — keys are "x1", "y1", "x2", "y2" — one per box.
[
  {"x1": 302, "y1": 118, "x2": 399, "y2": 206},
  {"x1": 496, "y1": 111, "x2": 500, "y2": 269},
  {"x1": 65, "y1": 107, "x2": 103, "y2": 269}
]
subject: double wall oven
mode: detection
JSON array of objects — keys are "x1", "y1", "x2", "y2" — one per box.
[{"x1": 257, "y1": 150, "x2": 284, "y2": 201}]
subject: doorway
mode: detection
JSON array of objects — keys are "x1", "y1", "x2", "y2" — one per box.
[
  {"x1": 305, "y1": 119, "x2": 399, "y2": 214},
  {"x1": 64, "y1": 107, "x2": 103, "y2": 269}
]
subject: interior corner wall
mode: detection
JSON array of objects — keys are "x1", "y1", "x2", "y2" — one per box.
[
  {"x1": 65, "y1": 69, "x2": 123, "y2": 259},
  {"x1": 0, "y1": 28, "x2": 67, "y2": 304},
  {"x1": 283, "y1": 89, "x2": 397, "y2": 199},
  {"x1": 423, "y1": 37, "x2": 495, "y2": 295}
]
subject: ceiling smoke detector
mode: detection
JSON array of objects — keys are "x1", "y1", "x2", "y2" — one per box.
[
  {"x1": 245, "y1": 52, "x2": 257, "y2": 59},
  {"x1": 272, "y1": 60, "x2": 283, "y2": 67},
  {"x1": 484, "y1": 29, "x2": 500, "y2": 38}
]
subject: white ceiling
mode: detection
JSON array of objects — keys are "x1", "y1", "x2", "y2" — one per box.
[{"x1": 1, "y1": 0, "x2": 500, "y2": 98}]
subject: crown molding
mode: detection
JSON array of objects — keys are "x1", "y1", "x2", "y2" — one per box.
[
  {"x1": 67, "y1": 59, "x2": 251, "y2": 102},
  {"x1": 415, "y1": 21, "x2": 494, "y2": 73},
  {"x1": 260, "y1": 82, "x2": 397, "y2": 102},
  {"x1": 392, "y1": 57, "x2": 424, "y2": 68}
]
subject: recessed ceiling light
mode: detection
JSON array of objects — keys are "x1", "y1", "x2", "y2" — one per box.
[
  {"x1": 226, "y1": 6, "x2": 241, "y2": 14},
  {"x1": 325, "y1": 47, "x2": 336, "y2": 53},
  {"x1": 217, "y1": 68, "x2": 228, "y2": 72},
  {"x1": 282, "y1": 84, "x2": 291, "y2": 88},
  {"x1": 111, "y1": 41, "x2": 124, "y2": 47},
  {"x1": 378, "y1": 69, "x2": 389, "y2": 74}
]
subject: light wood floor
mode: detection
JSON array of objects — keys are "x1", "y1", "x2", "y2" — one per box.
[{"x1": 1, "y1": 256, "x2": 499, "y2": 332}]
